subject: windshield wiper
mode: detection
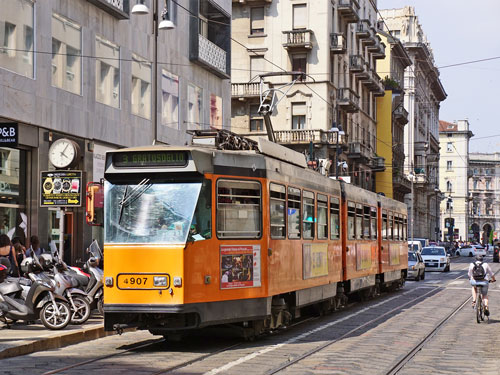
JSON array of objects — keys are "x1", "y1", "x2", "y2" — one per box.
[
  {"x1": 117, "y1": 179, "x2": 152, "y2": 225},
  {"x1": 118, "y1": 185, "x2": 129, "y2": 225}
]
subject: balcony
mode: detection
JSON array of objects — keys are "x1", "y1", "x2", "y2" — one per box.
[
  {"x1": 393, "y1": 105, "x2": 409, "y2": 125},
  {"x1": 393, "y1": 174, "x2": 412, "y2": 194},
  {"x1": 368, "y1": 35, "x2": 382, "y2": 52},
  {"x1": 363, "y1": 27, "x2": 377, "y2": 46},
  {"x1": 372, "y1": 40, "x2": 386, "y2": 59},
  {"x1": 231, "y1": 82, "x2": 271, "y2": 99},
  {"x1": 194, "y1": 34, "x2": 229, "y2": 78},
  {"x1": 338, "y1": 0, "x2": 360, "y2": 23},
  {"x1": 349, "y1": 55, "x2": 365, "y2": 73},
  {"x1": 413, "y1": 168, "x2": 427, "y2": 184},
  {"x1": 274, "y1": 129, "x2": 347, "y2": 147},
  {"x1": 282, "y1": 30, "x2": 313, "y2": 50},
  {"x1": 330, "y1": 33, "x2": 346, "y2": 54},
  {"x1": 337, "y1": 87, "x2": 360, "y2": 113},
  {"x1": 347, "y1": 141, "x2": 370, "y2": 161},
  {"x1": 370, "y1": 71, "x2": 385, "y2": 97},
  {"x1": 356, "y1": 19, "x2": 371, "y2": 39},
  {"x1": 371, "y1": 156, "x2": 386, "y2": 171}
]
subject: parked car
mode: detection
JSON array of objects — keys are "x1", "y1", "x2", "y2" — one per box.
[
  {"x1": 494, "y1": 246, "x2": 499, "y2": 263},
  {"x1": 456, "y1": 245, "x2": 476, "y2": 257},
  {"x1": 421, "y1": 246, "x2": 450, "y2": 272},
  {"x1": 471, "y1": 245, "x2": 487, "y2": 256},
  {"x1": 408, "y1": 241, "x2": 422, "y2": 253},
  {"x1": 407, "y1": 251, "x2": 425, "y2": 281}
]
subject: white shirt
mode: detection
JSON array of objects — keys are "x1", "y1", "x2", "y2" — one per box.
[{"x1": 468, "y1": 261, "x2": 494, "y2": 280}]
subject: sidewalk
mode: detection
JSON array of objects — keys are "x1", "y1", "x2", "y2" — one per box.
[{"x1": 0, "y1": 316, "x2": 109, "y2": 360}]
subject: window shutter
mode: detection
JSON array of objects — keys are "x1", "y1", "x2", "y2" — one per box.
[{"x1": 293, "y1": 4, "x2": 307, "y2": 30}]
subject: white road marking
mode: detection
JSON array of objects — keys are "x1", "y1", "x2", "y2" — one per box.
[
  {"x1": 203, "y1": 288, "x2": 430, "y2": 375},
  {"x1": 448, "y1": 280, "x2": 465, "y2": 286}
]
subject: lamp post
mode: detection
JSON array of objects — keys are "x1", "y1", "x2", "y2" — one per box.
[
  {"x1": 132, "y1": 0, "x2": 175, "y2": 144},
  {"x1": 330, "y1": 124, "x2": 345, "y2": 179},
  {"x1": 434, "y1": 188, "x2": 440, "y2": 242},
  {"x1": 409, "y1": 171, "x2": 415, "y2": 244},
  {"x1": 446, "y1": 195, "x2": 453, "y2": 244}
]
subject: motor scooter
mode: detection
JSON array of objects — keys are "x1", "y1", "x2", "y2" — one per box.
[
  {"x1": 83, "y1": 240, "x2": 104, "y2": 315},
  {"x1": 0, "y1": 257, "x2": 71, "y2": 330}
]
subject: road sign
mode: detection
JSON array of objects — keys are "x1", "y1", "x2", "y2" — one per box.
[{"x1": 40, "y1": 171, "x2": 82, "y2": 207}]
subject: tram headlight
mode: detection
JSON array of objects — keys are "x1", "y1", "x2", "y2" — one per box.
[
  {"x1": 154, "y1": 276, "x2": 168, "y2": 287},
  {"x1": 173, "y1": 277, "x2": 182, "y2": 287},
  {"x1": 105, "y1": 277, "x2": 114, "y2": 287}
]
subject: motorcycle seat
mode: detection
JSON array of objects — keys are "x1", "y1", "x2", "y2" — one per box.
[{"x1": 0, "y1": 280, "x2": 23, "y2": 295}]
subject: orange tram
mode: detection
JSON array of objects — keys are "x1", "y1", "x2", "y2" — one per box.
[{"x1": 103, "y1": 139, "x2": 408, "y2": 337}]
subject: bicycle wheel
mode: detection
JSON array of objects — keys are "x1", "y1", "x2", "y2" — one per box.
[{"x1": 476, "y1": 294, "x2": 482, "y2": 324}]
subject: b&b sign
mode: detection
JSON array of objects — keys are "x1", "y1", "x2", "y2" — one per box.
[{"x1": 0, "y1": 123, "x2": 18, "y2": 147}]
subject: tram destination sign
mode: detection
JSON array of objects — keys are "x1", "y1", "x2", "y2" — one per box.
[
  {"x1": 40, "y1": 171, "x2": 82, "y2": 207},
  {"x1": 112, "y1": 151, "x2": 188, "y2": 168}
]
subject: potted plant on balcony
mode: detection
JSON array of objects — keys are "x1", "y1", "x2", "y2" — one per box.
[{"x1": 382, "y1": 76, "x2": 401, "y2": 92}]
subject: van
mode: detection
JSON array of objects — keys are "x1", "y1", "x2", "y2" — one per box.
[
  {"x1": 408, "y1": 241, "x2": 422, "y2": 253},
  {"x1": 411, "y1": 238, "x2": 429, "y2": 248}
]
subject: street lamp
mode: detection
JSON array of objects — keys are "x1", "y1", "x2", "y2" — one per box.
[
  {"x1": 131, "y1": 0, "x2": 175, "y2": 143},
  {"x1": 330, "y1": 124, "x2": 345, "y2": 179},
  {"x1": 434, "y1": 187, "x2": 440, "y2": 242},
  {"x1": 446, "y1": 195, "x2": 453, "y2": 244}
]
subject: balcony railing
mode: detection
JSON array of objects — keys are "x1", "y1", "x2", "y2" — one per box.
[
  {"x1": 356, "y1": 19, "x2": 371, "y2": 39},
  {"x1": 231, "y1": 82, "x2": 268, "y2": 98},
  {"x1": 347, "y1": 141, "x2": 370, "y2": 160},
  {"x1": 349, "y1": 55, "x2": 365, "y2": 73},
  {"x1": 363, "y1": 27, "x2": 377, "y2": 46},
  {"x1": 338, "y1": 0, "x2": 360, "y2": 23},
  {"x1": 198, "y1": 34, "x2": 227, "y2": 77},
  {"x1": 282, "y1": 30, "x2": 313, "y2": 50},
  {"x1": 372, "y1": 40, "x2": 386, "y2": 59},
  {"x1": 330, "y1": 33, "x2": 346, "y2": 54},
  {"x1": 337, "y1": 87, "x2": 360, "y2": 113},
  {"x1": 274, "y1": 129, "x2": 347, "y2": 146},
  {"x1": 393, "y1": 105, "x2": 409, "y2": 125},
  {"x1": 393, "y1": 174, "x2": 412, "y2": 193}
]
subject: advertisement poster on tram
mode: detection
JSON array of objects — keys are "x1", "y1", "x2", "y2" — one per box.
[
  {"x1": 356, "y1": 243, "x2": 372, "y2": 270},
  {"x1": 220, "y1": 245, "x2": 261, "y2": 289},
  {"x1": 303, "y1": 243, "x2": 328, "y2": 279}
]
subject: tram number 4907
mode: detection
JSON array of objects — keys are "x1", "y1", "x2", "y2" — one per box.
[{"x1": 122, "y1": 277, "x2": 148, "y2": 285}]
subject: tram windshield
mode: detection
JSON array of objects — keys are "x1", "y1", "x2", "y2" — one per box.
[{"x1": 104, "y1": 180, "x2": 211, "y2": 244}]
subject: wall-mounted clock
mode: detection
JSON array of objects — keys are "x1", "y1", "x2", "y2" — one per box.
[{"x1": 49, "y1": 138, "x2": 80, "y2": 169}]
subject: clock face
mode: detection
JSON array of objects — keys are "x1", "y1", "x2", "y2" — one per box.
[{"x1": 49, "y1": 139, "x2": 78, "y2": 169}]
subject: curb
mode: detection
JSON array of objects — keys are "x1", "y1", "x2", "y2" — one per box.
[{"x1": 0, "y1": 324, "x2": 110, "y2": 360}]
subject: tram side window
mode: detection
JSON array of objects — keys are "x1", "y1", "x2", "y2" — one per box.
[
  {"x1": 191, "y1": 179, "x2": 212, "y2": 240},
  {"x1": 330, "y1": 197, "x2": 340, "y2": 240},
  {"x1": 347, "y1": 202, "x2": 355, "y2": 240},
  {"x1": 216, "y1": 179, "x2": 261, "y2": 239},
  {"x1": 382, "y1": 210, "x2": 387, "y2": 240},
  {"x1": 288, "y1": 187, "x2": 301, "y2": 239},
  {"x1": 398, "y1": 215, "x2": 403, "y2": 241},
  {"x1": 303, "y1": 191, "x2": 315, "y2": 239},
  {"x1": 388, "y1": 213, "x2": 393, "y2": 240},
  {"x1": 403, "y1": 216, "x2": 407, "y2": 241},
  {"x1": 270, "y1": 183, "x2": 286, "y2": 239},
  {"x1": 363, "y1": 206, "x2": 370, "y2": 239},
  {"x1": 371, "y1": 207, "x2": 377, "y2": 239},
  {"x1": 317, "y1": 194, "x2": 328, "y2": 240},
  {"x1": 394, "y1": 215, "x2": 400, "y2": 241},
  {"x1": 356, "y1": 204, "x2": 363, "y2": 240}
]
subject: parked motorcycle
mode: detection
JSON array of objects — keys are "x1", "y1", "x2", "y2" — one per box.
[
  {"x1": 83, "y1": 240, "x2": 104, "y2": 315},
  {"x1": 0, "y1": 258, "x2": 71, "y2": 330}
]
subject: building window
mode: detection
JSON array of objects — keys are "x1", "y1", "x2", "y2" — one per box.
[
  {"x1": 447, "y1": 142, "x2": 452, "y2": 152},
  {"x1": 292, "y1": 102, "x2": 306, "y2": 129},
  {"x1": 250, "y1": 56, "x2": 265, "y2": 81},
  {"x1": 161, "y1": 69, "x2": 179, "y2": 129},
  {"x1": 0, "y1": 0, "x2": 34, "y2": 78},
  {"x1": 250, "y1": 7, "x2": 264, "y2": 35},
  {"x1": 188, "y1": 83, "x2": 203, "y2": 129},
  {"x1": 473, "y1": 179, "x2": 478, "y2": 190},
  {"x1": 210, "y1": 93, "x2": 222, "y2": 129},
  {"x1": 446, "y1": 181, "x2": 452, "y2": 192},
  {"x1": 51, "y1": 14, "x2": 81, "y2": 95},
  {"x1": 486, "y1": 180, "x2": 491, "y2": 190},
  {"x1": 95, "y1": 36, "x2": 120, "y2": 108},
  {"x1": 391, "y1": 30, "x2": 400, "y2": 38},
  {"x1": 447, "y1": 160, "x2": 452, "y2": 171},
  {"x1": 292, "y1": 54, "x2": 306, "y2": 81},
  {"x1": 131, "y1": 54, "x2": 152, "y2": 119},
  {"x1": 250, "y1": 104, "x2": 263, "y2": 132},
  {"x1": 292, "y1": 4, "x2": 307, "y2": 30}
]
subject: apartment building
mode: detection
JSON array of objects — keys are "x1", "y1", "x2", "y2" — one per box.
[
  {"x1": 378, "y1": 6, "x2": 446, "y2": 240},
  {"x1": 374, "y1": 29, "x2": 411, "y2": 202},
  {"x1": 439, "y1": 120, "x2": 473, "y2": 242},
  {"x1": 469, "y1": 153, "x2": 500, "y2": 244},
  {"x1": 0, "y1": 0, "x2": 231, "y2": 264},
  {"x1": 231, "y1": 0, "x2": 385, "y2": 190}
]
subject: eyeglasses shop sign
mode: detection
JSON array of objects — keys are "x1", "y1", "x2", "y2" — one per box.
[{"x1": 0, "y1": 123, "x2": 18, "y2": 147}]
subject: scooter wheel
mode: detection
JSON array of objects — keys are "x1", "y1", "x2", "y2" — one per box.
[
  {"x1": 40, "y1": 301, "x2": 71, "y2": 330},
  {"x1": 70, "y1": 296, "x2": 91, "y2": 325}
]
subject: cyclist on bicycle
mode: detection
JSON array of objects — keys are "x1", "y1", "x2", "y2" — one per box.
[{"x1": 469, "y1": 255, "x2": 496, "y2": 316}]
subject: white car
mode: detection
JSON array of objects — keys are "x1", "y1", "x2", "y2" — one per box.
[
  {"x1": 421, "y1": 246, "x2": 450, "y2": 272},
  {"x1": 456, "y1": 245, "x2": 477, "y2": 257},
  {"x1": 472, "y1": 245, "x2": 487, "y2": 256}
]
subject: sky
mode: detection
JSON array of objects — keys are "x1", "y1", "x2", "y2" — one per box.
[{"x1": 378, "y1": 0, "x2": 500, "y2": 153}]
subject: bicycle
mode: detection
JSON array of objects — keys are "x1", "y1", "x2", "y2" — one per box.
[{"x1": 474, "y1": 280, "x2": 495, "y2": 324}]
